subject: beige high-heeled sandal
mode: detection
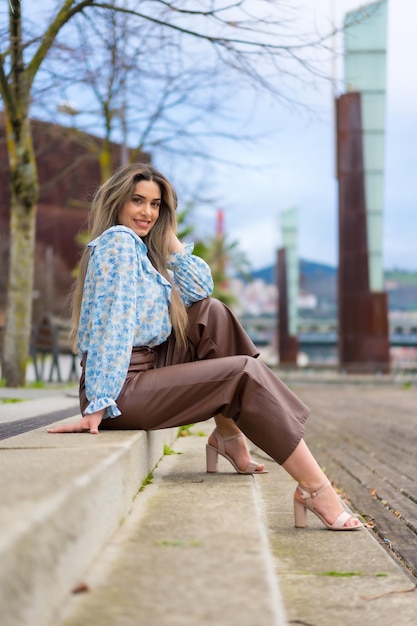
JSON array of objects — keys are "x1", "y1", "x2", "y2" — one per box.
[
  {"x1": 294, "y1": 481, "x2": 363, "y2": 530},
  {"x1": 206, "y1": 427, "x2": 268, "y2": 474}
]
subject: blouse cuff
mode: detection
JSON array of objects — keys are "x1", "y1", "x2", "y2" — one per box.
[
  {"x1": 167, "y1": 242, "x2": 194, "y2": 267},
  {"x1": 83, "y1": 397, "x2": 121, "y2": 419}
]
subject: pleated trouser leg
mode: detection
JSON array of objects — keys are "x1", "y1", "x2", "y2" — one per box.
[{"x1": 80, "y1": 298, "x2": 310, "y2": 464}]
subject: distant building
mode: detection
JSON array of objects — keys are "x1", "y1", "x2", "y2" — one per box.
[
  {"x1": 229, "y1": 276, "x2": 317, "y2": 317},
  {"x1": 297, "y1": 290, "x2": 317, "y2": 311},
  {"x1": 229, "y1": 277, "x2": 278, "y2": 316}
]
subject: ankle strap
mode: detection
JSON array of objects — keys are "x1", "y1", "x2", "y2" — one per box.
[
  {"x1": 221, "y1": 432, "x2": 243, "y2": 442},
  {"x1": 213, "y1": 428, "x2": 243, "y2": 455},
  {"x1": 297, "y1": 480, "x2": 331, "y2": 500}
]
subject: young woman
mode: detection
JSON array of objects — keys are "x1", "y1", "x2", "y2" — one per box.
[{"x1": 48, "y1": 163, "x2": 362, "y2": 531}]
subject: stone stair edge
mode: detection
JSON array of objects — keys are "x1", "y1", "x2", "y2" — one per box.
[{"x1": 1, "y1": 420, "x2": 178, "y2": 626}]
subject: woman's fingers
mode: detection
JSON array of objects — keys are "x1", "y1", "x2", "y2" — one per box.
[
  {"x1": 47, "y1": 423, "x2": 93, "y2": 434},
  {"x1": 47, "y1": 415, "x2": 102, "y2": 434}
]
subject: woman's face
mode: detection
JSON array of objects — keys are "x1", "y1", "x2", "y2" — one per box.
[{"x1": 118, "y1": 180, "x2": 161, "y2": 237}]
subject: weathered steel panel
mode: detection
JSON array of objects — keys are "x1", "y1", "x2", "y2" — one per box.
[
  {"x1": 336, "y1": 92, "x2": 390, "y2": 372},
  {"x1": 280, "y1": 207, "x2": 298, "y2": 336},
  {"x1": 277, "y1": 248, "x2": 298, "y2": 365}
]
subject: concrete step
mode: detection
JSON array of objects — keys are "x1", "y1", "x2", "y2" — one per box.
[
  {"x1": 54, "y1": 423, "x2": 417, "y2": 626},
  {"x1": 2, "y1": 394, "x2": 417, "y2": 626},
  {"x1": 0, "y1": 410, "x2": 177, "y2": 626},
  {"x1": 55, "y1": 422, "x2": 287, "y2": 626}
]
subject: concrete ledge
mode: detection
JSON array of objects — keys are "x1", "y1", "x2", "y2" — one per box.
[
  {"x1": 56, "y1": 422, "x2": 287, "y2": 626},
  {"x1": 0, "y1": 416, "x2": 177, "y2": 626}
]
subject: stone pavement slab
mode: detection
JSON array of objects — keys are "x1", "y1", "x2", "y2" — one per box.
[
  {"x1": 0, "y1": 386, "x2": 79, "y2": 423},
  {"x1": 56, "y1": 423, "x2": 286, "y2": 626},
  {"x1": 55, "y1": 419, "x2": 417, "y2": 626},
  {"x1": 257, "y1": 452, "x2": 417, "y2": 626},
  {"x1": 287, "y1": 383, "x2": 417, "y2": 579},
  {"x1": 2, "y1": 377, "x2": 417, "y2": 626},
  {"x1": 0, "y1": 415, "x2": 177, "y2": 626}
]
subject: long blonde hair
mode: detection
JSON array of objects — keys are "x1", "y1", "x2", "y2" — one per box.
[{"x1": 71, "y1": 163, "x2": 188, "y2": 351}]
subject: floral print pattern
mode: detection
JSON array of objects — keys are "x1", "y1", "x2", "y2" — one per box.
[{"x1": 78, "y1": 226, "x2": 213, "y2": 417}]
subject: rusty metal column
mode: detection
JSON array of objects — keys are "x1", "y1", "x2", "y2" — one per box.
[
  {"x1": 336, "y1": 92, "x2": 390, "y2": 373},
  {"x1": 277, "y1": 248, "x2": 298, "y2": 365}
]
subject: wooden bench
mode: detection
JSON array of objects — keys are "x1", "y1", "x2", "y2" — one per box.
[{"x1": 30, "y1": 314, "x2": 78, "y2": 383}]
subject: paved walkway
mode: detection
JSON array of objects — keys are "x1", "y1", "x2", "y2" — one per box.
[
  {"x1": 287, "y1": 380, "x2": 417, "y2": 580},
  {"x1": 54, "y1": 401, "x2": 417, "y2": 626},
  {"x1": 1, "y1": 372, "x2": 417, "y2": 625}
]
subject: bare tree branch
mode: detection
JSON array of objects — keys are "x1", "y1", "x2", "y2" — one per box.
[{"x1": 27, "y1": 0, "x2": 95, "y2": 86}]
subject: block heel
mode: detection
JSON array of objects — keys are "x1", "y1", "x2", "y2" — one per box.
[
  {"x1": 294, "y1": 497, "x2": 308, "y2": 528},
  {"x1": 206, "y1": 443, "x2": 219, "y2": 473},
  {"x1": 206, "y1": 427, "x2": 268, "y2": 474}
]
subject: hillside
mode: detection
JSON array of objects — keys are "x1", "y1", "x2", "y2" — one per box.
[
  {"x1": 385, "y1": 270, "x2": 417, "y2": 310},
  {"x1": 251, "y1": 260, "x2": 417, "y2": 312}
]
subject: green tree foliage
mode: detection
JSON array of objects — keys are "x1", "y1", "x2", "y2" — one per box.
[
  {"x1": 177, "y1": 203, "x2": 251, "y2": 307},
  {"x1": 193, "y1": 235, "x2": 251, "y2": 307}
]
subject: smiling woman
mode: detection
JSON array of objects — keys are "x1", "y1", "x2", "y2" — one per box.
[{"x1": 46, "y1": 161, "x2": 362, "y2": 531}]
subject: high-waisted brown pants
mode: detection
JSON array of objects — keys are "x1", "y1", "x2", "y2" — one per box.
[{"x1": 79, "y1": 298, "x2": 309, "y2": 464}]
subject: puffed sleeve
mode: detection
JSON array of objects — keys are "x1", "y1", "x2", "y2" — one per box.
[
  {"x1": 167, "y1": 242, "x2": 214, "y2": 306},
  {"x1": 83, "y1": 231, "x2": 137, "y2": 418}
]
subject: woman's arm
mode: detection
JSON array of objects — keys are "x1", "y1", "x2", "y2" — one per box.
[
  {"x1": 167, "y1": 231, "x2": 214, "y2": 304},
  {"x1": 80, "y1": 231, "x2": 138, "y2": 418}
]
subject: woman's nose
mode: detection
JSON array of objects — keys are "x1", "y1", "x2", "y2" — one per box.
[{"x1": 140, "y1": 203, "x2": 152, "y2": 215}]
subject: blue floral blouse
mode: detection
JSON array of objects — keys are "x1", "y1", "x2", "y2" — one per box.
[{"x1": 78, "y1": 226, "x2": 214, "y2": 418}]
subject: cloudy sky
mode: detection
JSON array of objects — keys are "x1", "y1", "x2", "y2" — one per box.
[
  {"x1": 159, "y1": 0, "x2": 416, "y2": 272},
  {"x1": 18, "y1": 1, "x2": 416, "y2": 272}
]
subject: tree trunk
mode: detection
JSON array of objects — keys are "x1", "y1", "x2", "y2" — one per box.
[
  {"x1": 1, "y1": 113, "x2": 39, "y2": 387},
  {"x1": 99, "y1": 142, "x2": 113, "y2": 182}
]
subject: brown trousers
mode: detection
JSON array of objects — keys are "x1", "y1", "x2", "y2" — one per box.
[{"x1": 79, "y1": 298, "x2": 309, "y2": 464}]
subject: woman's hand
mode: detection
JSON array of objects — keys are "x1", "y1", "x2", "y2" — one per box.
[
  {"x1": 47, "y1": 410, "x2": 104, "y2": 435},
  {"x1": 168, "y1": 230, "x2": 185, "y2": 254}
]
